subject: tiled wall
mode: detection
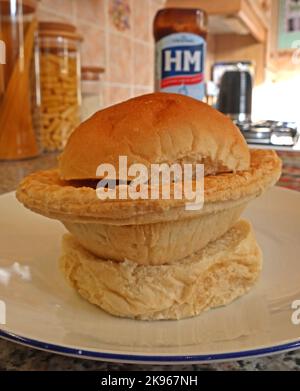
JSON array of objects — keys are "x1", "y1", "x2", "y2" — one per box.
[{"x1": 37, "y1": 0, "x2": 166, "y2": 108}]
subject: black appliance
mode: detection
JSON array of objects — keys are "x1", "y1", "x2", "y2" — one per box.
[{"x1": 217, "y1": 70, "x2": 253, "y2": 123}]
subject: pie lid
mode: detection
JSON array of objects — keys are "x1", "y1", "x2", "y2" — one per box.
[
  {"x1": 38, "y1": 21, "x2": 83, "y2": 41},
  {"x1": 81, "y1": 66, "x2": 105, "y2": 81}
]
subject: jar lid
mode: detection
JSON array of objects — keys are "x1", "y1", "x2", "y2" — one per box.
[
  {"x1": 38, "y1": 21, "x2": 83, "y2": 41},
  {"x1": 0, "y1": 0, "x2": 37, "y2": 15},
  {"x1": 81, "y1": 66, "x2": 105, "y2": 81}
]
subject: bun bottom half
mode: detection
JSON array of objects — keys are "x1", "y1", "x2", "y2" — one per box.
[{"x1": 59, "y1": 220, "x2": 262, "y2": 320}]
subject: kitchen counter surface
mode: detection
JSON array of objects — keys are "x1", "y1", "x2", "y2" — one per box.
[{"x1": 0, "y1": 153, "x2": 300, "y2": 371}]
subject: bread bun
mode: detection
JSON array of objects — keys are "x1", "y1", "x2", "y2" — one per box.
[
  {"x1": 59, "y1": 93, "x2": 250, "y2": 180},
  {"x1": 60, "y1": 220, "x2": 262, "y2": 320}
]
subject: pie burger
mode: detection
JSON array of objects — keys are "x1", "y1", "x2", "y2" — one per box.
[{"x1": 17, "y1": 93, "x2": 282, "y2": 320}]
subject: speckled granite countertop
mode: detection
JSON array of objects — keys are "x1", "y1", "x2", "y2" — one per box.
[{"x1": 0, "y1": 154, "x2": 299, "y2": 371}]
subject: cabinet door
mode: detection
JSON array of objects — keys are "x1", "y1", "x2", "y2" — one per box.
[{"x1": 252, "y1": 0, "x2": 272, "y2": 23}]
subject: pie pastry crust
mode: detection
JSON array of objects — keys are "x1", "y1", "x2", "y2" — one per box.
[{"x1": 16, "y1": 150, "x2": 281, "y2": 225}]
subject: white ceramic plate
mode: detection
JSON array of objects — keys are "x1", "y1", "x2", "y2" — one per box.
[{"x1": 0, "y1": 188, "x2": 300, "y2": 364}]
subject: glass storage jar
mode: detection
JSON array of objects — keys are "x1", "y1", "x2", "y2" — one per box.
[
  {"x1": 35, "y1": 22, "x2": 82, "y2": 152},
  {"x1": 0, "y1": 0, "x2": 39, "y2": 160},
  {"x1": 81, "y1": 66, "x2": 104, "y2": 121}
]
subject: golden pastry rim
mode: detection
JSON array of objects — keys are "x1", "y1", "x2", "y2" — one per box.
[{"x1": 16, "y1": 149, "x2": 281, "y2": 224}]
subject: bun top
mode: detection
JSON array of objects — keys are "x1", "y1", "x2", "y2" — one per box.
[{"x1": 59, "y1": 93, "x2": 250, "y2": 180}]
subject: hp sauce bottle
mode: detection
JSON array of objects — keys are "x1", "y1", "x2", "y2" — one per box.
[{"x1": 154, "y1": 8, "x2": 208, "y2": 101}]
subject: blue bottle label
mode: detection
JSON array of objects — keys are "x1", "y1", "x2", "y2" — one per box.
[{"x1": 155, "y1": 33, "x2": 206, "y2": 100}]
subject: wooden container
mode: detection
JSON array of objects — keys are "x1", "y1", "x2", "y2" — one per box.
[{"x1": 0, "y1": 0, "x2": 39, "y2": 160}]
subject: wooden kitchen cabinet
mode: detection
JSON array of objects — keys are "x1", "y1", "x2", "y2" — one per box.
[
  {"x1": 164, "y1": 0, "x2": 298, "y2": 84},
  {"x1": 165, "y1": 0, "x2": 272, "y2": 85},
  {"x1": 166, "y1": 0, "x2": 269, "y2": 42},
  {"x1": 251, "y1": 0, "x2": 272, "y2": 22},
  {"x1": 266, "y1": 0, "x2": 299, "y2": 80}
]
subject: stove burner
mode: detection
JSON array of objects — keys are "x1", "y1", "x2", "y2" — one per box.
[{"x1": 237, "y1": 120, "x2": 298, "y2": 147}]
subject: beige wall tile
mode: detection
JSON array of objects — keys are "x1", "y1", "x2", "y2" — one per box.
[
  {"x1": 77, "y1": 23, "x2": 106, "y2": 68},
  {"x1": 133, "y1": 86, "x2": 153, "y2": 98},
  {"x1": 132, "y1": 0, "x2": 151, "y2": 42},
  {"x1": 104, "y1": 85, "x2": 132, "y2": 107},
  {"x1": 107, "y1": 33, "x2": 132, "y2": 84},
  {"x1": 37, "y1": 0, "x2": 164, "y2": 106},
  {"x1": 40, "y1": 0, "x2": 75, "y2": 16},
  {"x1": 133, "y1": 42, "x2": 153, "y2": 87},
  {"x1": 74, "y1": 0, "x2": 105, "y2": 28},
  {"x1": 37, "y1": 8, "x2": 73, "y2": 23},
  {"x1": 107, "y1": 0, "x2": 132, "y2": 36}
]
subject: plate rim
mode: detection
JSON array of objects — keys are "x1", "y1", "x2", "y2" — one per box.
[
  {"x1": 1, "y1": 187, "x2": 300, "y2": 364},
  {"x1": 0, "y1": 329, "x2": 300, "y2": 364}
]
